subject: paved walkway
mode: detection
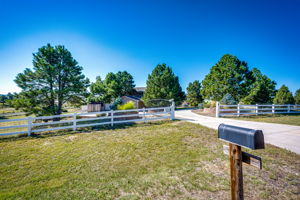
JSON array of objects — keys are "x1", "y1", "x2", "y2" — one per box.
[{"x1": 175, "y1": 110, "x2": 300, "y2": 154}]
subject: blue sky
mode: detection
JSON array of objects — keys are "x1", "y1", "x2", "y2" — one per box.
[{"x1": 0, "y1": 0, "x2": 299, "y2": 94}]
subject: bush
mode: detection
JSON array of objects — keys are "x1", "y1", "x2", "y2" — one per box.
[
  {"x1": 203, "y1": 101, "x2": 216, "y2": 108},
  {"x1": 198, "y1": 103, "x2": 204, "y2": 109},
  {"x1": 117, "y1": 101, "x2": 135, "y2": 110},
  {"x1": 220, "y1": 93, "x2": 237, "y2": 105},
  {"x1": 110, "y1": 97, "x2": 122, "y2": 110}
]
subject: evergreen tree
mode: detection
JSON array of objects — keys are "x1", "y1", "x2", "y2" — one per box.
[
  {"x1": 273, "y1": 85, "x2": 294, "y2": 104},
  {"x1": 13, "y1": 44, "x2": 90, "y2": 116},
  {"x1": 294, "y1": 89, "x2": 300, "y2": 104},
  {"x1": 0, "y1": 95, "x2": 7, "y2": 107},
  {"x1": 220, "y1": 93, "x2": 237, "y2": 105},
  {"x1": 201, "y1": 54, "x2": 253, "y2": 101},
  {"x1": 186, "y1": 80, "x2": 203, "y2": 106},
  {"x1": 115, "y1": 71, "x2": 135, "y2": 96},
  {"x1": 241, "y1": 68, "x2": 276, "y2": 104},
  {"x1": 143, "y1": 64, "x2": 185, "y2": 106}
]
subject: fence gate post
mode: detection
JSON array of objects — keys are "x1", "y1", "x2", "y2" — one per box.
[
  {"x1": 27, "y1": 117, "x2": 32, "y2": 136},
  {"x1": 171, "y1": 100, "x2": 175, "y2": 120},
  {"x1": 143, "y1": 107, "x2": 146, "y2": 123},
  {"x1": 272, "y1": 104, "x2": 275, "y2": 114},
  {"x1": 216, "y1": 101, "x2": 220, "y2": 118},
  {"x1": 255, "y1": 104, "x2": 258, "y2": 115},
  {"x1": 73, "y1": 113, "x2": 77, "y2": 131},
  {"x1": 111, "y1": 110, "x2": 114, "y2": 127},
  {"x1": 237, "y1": 104, "x2": 240, "y2": 117},
  {"x1": 288, "y1": 104, "x2": 291, "y2": 113}
]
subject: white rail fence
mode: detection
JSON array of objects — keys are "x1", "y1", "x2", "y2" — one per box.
[
  {"x1": 216, "y1": 102, "x2": 300, "y2": 117},
  {"x1": 0, "y1": 106, "x2": 175, "y2": 137}
]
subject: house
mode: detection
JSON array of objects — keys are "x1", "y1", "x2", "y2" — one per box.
[
  {"x1": 133, "y1": 87, "x2": 146, "y2": 96},
  {"x1": 121, "y1": 96, "x2": 145, "y2": 108}
]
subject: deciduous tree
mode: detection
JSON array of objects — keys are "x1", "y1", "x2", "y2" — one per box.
[{"x1": 89, "y1": 71, "x2": 135, "y2": 103}]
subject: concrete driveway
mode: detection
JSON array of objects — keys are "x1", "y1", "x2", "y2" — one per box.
[{"x1": 175, "y1": 109, "x2": 300, "y2": 154}]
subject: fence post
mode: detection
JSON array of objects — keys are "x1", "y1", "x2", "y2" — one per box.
[
  {"x1": 216, "y1": 101, "x2": 220, "y2": 118},
  {"x1": 237, "y1": 104, "x2": 240, "y2": 117},
  {"x1": 170, "y1": 100, "x2": 175, "y2": 120},
  {"x1": 272, "y1": 104, "x2": 275, "y2": 114},
  {"x1": 288, "y1": 104, "x2": 291, "y2": 113},
  {"x1": 111, "y1": 110, "x2": 114, "y2": 127},
  {"x1": 143, "y1": 107, "x2": 146, "y2": 123},
  {"x1": 27, "y1": 117, "x2": 32, "y2": 136},
  {"x1": 255, "y1": 104, "x2": 258, "y2": 115},
  {"x1": 73, "y1": 113, "x2": 77, "y2": 131}
]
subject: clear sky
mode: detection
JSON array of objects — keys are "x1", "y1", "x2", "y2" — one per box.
[{"x1": 0, "y1": 0, "x2": 299, "y2": 94}]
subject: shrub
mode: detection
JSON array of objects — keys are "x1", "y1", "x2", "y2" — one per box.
[
  {"x1": 203, "y1": 100, "x2": 216, "y2": 108},
  {"x1": 220, "y1": 93, "x2": 237, "y2": 105},
  {"x1": 117, "y1": 101, "x2": 135, "y2": 110},
  {"x1": 110, "y1": 97, "x2": 122, "y2": 110}
]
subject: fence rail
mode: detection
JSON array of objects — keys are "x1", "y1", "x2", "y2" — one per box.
[
  {"x1": 215, "y1": 102, "x2": 300, "y2": 117},
  {"x1": 0, "y1": 105, "x2": 175, "y2": 137}
]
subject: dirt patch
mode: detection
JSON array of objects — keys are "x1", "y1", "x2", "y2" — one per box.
[
  {"x1": 43, "y1": 141, "x2": 52, "y2": 146},
  {"x1": 170, "y1": 121, "x2": 186, "y2": 126},
  {"x1": 192, "y1": 109, "x2": 215, "y2": 117},
  {"x1": 65, "y1": 135, "x2": 78, "y2": 142},
  {"x1": 203, "y1": 107, "x2": 216, "y2": 113},
  {"x1": 200, "y1": 158, "x2": 228, "y2": 177}
]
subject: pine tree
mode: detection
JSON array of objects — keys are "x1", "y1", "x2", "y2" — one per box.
[
  {"x1": 13, "y1": 44, "x2": 90, "y2": 116},
  {"x1": 201, "y1": 54, "x2": 253, "y2": 101},
  {"x1": 241, "y1": 68, "x2": 276, "y2": 104},
  {"x1": 186, "y1": 80, "x2": 203, "y2": 106},
  {"x1": 294, "y1": 89, "x2": 300, "y2": 104},
  {"x1": 273, "y1": 85, "x2": 294, "y2": 104},
  {"x1": 143, "y1": 64, "x2": 185, "y2": 106}
]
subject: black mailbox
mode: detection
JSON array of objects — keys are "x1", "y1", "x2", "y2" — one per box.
[{"x1": 218, "y1": 123, "x2": 265, "y2": 150}]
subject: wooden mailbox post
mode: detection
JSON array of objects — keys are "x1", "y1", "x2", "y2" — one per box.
[{"x1": 218, "y1": 124, "x2": 265, "y2": 200}]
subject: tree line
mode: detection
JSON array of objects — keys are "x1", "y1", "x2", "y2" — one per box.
[
  {"x1": 196, "y1": 54, "x2": 299, "y2": 106},
  {"x1": 2, "y1": 44, "x2": 300, "y2": 116}
]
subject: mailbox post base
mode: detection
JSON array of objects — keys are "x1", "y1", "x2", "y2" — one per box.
[{"x1": 229, "y1": 143, "x2": 244, "y2": 200}]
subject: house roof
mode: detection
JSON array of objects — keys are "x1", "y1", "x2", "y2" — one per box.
[
  {"x1": 123, "y1": 95, "x2": 142, "y2": 101},
  {"x1": 134, "y1": 87, "x2": 146, "y2": 92}
]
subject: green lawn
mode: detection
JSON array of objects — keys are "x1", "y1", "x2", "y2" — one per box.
[
  {"x1": 230, "y1": 114, "x2": 300, "y2": 126},
  {"x1": 0, "y1": 107, "x2": 16, "y2": 115},
  {"x1": 0, "y1": 121, "x2": 299, "y2": 199}
]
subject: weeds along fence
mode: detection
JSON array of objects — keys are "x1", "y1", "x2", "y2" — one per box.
[
  {"x1": 215, "y1": 102, "x2": 300, "y2": 117},
  {"x1": 0, "y1": 106, "x2": 174, "y2": 137}
]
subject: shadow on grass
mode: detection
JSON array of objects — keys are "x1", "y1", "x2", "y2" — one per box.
[
  {"x1": 0, "y1": 116, "x2": 7, "y2": 120},
  {"x1": 0, "y1": 120, "x2": 176, "y2": 143}
]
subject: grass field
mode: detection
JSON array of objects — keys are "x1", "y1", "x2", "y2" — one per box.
[
  {"x1": 0, "y1": 121, "x2": 299, "y2": 199},
  {"x1": 229, "y1": 114, "x2": 300, "y2": 126}
]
